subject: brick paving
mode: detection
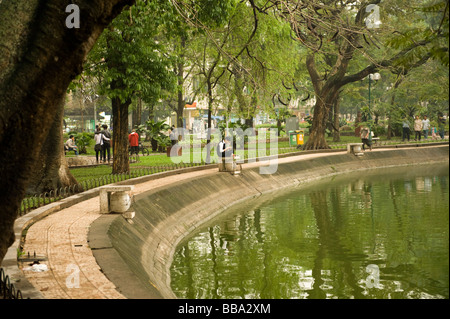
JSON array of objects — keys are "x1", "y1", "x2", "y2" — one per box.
[
  {"x1": 20, "y1": 167, "x2": 221, "y2": 299},
  {"x1": 21, "y1": 197, "x2": 125, "y2": 299}
]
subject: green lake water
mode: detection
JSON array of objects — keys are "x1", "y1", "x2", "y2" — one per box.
[{"x1": 170, "y1": 164, "x2": 449, "y2": 299}]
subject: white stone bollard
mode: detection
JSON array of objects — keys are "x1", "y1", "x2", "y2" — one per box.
[
  {"x1": 99, "y1": 186, "x2": 134, "y2": 214},
  {"x1": 110, "y1": 191, "x2": 132, "y2": 213}
]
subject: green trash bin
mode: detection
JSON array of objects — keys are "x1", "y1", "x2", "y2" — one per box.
[{"x1": 289, "y1": 131, "x2": 298, "y2": 146}]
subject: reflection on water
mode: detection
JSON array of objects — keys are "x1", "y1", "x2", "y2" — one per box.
[{"x1": 170, "y1": 165, "x2": 449, "y2": 299}]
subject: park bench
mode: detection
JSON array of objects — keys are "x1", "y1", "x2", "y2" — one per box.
[{"x1": 371, "y1": 137, "x2": 380, "y2": 146}]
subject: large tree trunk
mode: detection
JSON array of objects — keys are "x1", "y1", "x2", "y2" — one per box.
[
  {"x1": 176, "y1": 35, "x2": 186, "y2": 129},
  {"x1": 302, "y1": 24, "x2": 358, "y2": 150},
  {"x1": 111, "y1": 92, "x2": 131, "y2": 174},
  {"x1": 26, "y1": 97, "x2": 78, "y2": 195},
  {"x1": 176, "y1": 63, "x2": 185, "y2": 128},
  {"x1": 305, "y1": 100, "x2": 332, "y2": 150},
  {"x1": 387, "y1": 77, "x2": 404, "y2": 140},
  {"x1": 0, "y1": 0, "x2": 135, "y2": 265},
  {"x1": 332, "y1": 97, "x2": 341, "y2": 143},
  {"x1": 132, "y1": 97, "x2": 143, "y2": 129},
  {"x1": 206, "y1": 81, "x2": 214, "y2": 163}
]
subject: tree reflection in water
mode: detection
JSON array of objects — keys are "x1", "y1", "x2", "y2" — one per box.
[{"x1": 170, "y1": 165, "x2": 449, "y2": 299}]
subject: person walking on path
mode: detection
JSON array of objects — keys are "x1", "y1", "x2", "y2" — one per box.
[
  {"x1": 402, "y1": 117, "x2": 411, "y2": 142},
  {"x1": 422, "y1": 115, "x2": 430, "y2": 139},
  {"x1": 65, "y1": 135, "x2": 79, "y2": 155},
  {"x1": 128, "y1": 129, "x2": 140, "y2": 155},
  {"x1": 94, "y1": 126, "x2": 103, "y2": 163},
  {"x1": 101, "y1": 124, "x2": 112, "y2": 163},
  {"x1": 360, "y1": 127, "x2": 372, "y2": 151},
  {"x1": 414, "y1": 115, "x2": 423, "y2": 141}
]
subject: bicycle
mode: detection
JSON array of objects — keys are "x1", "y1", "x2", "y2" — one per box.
[{"x1": 129, "y1": 142, "x2": 150, "y2": 156}]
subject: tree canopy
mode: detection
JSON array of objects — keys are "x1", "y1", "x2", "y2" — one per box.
[{"x1": 0, "y1": 0, "x2": 448, "y2": 265}]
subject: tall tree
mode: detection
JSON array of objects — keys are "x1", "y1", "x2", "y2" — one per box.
[
  {"x1": 85, "y1": 0, "x2": 176, "y2": 173},
  {"x1": 270, "y1": 0, "x2": 448, "y2": 149},
  {"x1": 0, "y1": 0, "x2": 134, "y2": 264},
  {"x1": 25, "y1": 97, "x2": 78, "y2": 195}
]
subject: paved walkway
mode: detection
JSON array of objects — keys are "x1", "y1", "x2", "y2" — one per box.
[
  {"x1": 20, "y1": 166, "x2": 223, "y2": 298},
  {"x1": 21, "y1": 198, "x2": 125, "y2": 299},
  {"x1": 18, "y1": 146, "x2": 447, "y2": 298}
]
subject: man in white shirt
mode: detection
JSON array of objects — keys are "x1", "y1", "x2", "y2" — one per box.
[
  {"x1": 65, "y1": 135, "x2": 79, "y2": 155},
  {"x1": 422, "y1": 115, "x2": 430, "y2": 139}
]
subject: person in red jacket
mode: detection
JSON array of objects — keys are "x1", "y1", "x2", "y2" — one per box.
[{"x1": 128, "y1": 129, "x2": 140, "y2": 155}]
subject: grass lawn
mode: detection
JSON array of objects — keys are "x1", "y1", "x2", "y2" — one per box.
[{"x1": 69, "y1": 134, "x2": 447, "y2": 183}]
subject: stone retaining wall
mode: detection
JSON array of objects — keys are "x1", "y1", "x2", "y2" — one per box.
[{"x1": 106, "y1": 146, "x2": 449, "y2": 299}]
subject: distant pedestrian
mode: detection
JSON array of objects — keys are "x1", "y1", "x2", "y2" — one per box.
[
  {"x1": 217, "y1": 136, "x2": 233, "y2": 159},
  {"x1": 402, "y1": 117, "x2": 411, "y2": 142},
  {"x1": 438, "y1": 113, "x2": 446, "y2": 139},
  {"x1": 169, "y1": 129, "x2": 177, "y2": 146},
  {"x1": 360, "y1": 127, "x2": 372, "y2": 151},
  {"x1": 414, "y1": 115, "x2": 423, "y2": 141},
  {"x1": 94, "y1": 126, "x2": 103, "y2": 163},
  {"x1": 128, "y1": 129, "x2": 139, "y2": 155},
  {"x1": 422, "y1": 115, "x2": 430, "y2": 139},
  {"x1": 101, "y1": 124, "x2": 111, "y2": 163},
  {"x1": 65, "y1": 135, "x2": 79, "y2": 155}
]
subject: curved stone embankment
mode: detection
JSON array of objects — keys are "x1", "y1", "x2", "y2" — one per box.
[{"x1": 104, "y1": 145, "x2": 449, "y2": 299}]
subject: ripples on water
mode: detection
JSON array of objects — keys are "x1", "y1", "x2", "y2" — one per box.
[{"x1": 170, "y1": 165, "x2": 449, "y2": 299}]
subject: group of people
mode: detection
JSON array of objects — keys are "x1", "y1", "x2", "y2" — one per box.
[
  {"x1": 64, "y1": 124, "x2": 112, "y2": 163},
  {"x1": 402, "y1": 114, "x2": 446, "y2": 142},
  {"x1": 94, "y1": 124, "x2": 112, "y2": 163},
  {"x1": 65, "y1": 124, "x2": 139, "y2": 164},
  {"x1": 360, "y1": 113, "x2": 447, "y2": 151}
]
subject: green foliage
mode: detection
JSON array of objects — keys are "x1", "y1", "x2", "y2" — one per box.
[
  {"x1": 141, "y1": 120, "x2": 170, "y2": 151},
  {"x1": 179, "y1": 0, "x2": 238, "y2": 28},
  {"x1": 371, "y1": 124, "x2": 387, "y2": 137},
  {"x1": 68, "y1": 0, "x2": 447, "y2": 143},
  {"x1": 385, "y1": 0, "x2": 449, "y2": 67},
  {"x1": 145, "y1": 120, "x2": 170, "y2": 138},
  {"x1": 65, "y1": 132, "x2": 93, "y2": 154},
  {"x1": 75, "y1": 132, "x2": 93, "y2": 154},
  {"x1": 85, "y1": 0, "x2": 177, "y2": 105}
]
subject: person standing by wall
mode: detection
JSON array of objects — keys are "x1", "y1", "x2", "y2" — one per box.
[
  {"x1": 422, "y1": 115, "x2": 430, "y2": 139},
  {"x1": 414, "y1": 115, "x2": 423, "y2": 141},
  {"x1": 402, "y1": 117, "x2": 411, "y2": 142}
]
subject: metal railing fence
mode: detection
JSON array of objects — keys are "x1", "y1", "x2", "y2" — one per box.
[
  {"x1": 18, "y1": 162, "x2": 206, "y2": 217},
  {"x1": 0, "y1": 268, "x2": 23, "y2": 299}
]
